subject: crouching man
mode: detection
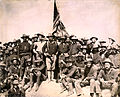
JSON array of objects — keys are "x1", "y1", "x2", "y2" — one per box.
[{"x1": 95, "y1": 59, "x2": 118, "y2": 97}]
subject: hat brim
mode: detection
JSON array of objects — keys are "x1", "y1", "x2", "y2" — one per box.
[
  {"x1": 37, "y1": 34, "x2": 45, "y2": 37},
  {"x1": 90, "y1": 37, "x2": 98, "y2": 40},
  {"x1": 11, "y1": 58, "x2": 19, "y2": 62},
  {"x1": 103, "y1": 61, "x2": 113, "y2": 66},
  {"x1": 21, "y1": 36, "x2": 29, "y2": 39},
  {"x1": 47, "y1": 36, "x2": 55, "y2": 38}
]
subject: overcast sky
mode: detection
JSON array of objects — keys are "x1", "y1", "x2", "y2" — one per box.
[{"x1": 0, "y1": 0, "x2": 120, "y2": 44}]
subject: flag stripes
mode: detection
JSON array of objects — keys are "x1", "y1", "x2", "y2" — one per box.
[{"x1": 52, "y1": 0, "x2": 69, "y2": 37}]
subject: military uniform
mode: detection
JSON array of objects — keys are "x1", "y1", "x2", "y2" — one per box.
[
  {"x1": 81, "y1": 59, "x2": 99, "y2": 97},
  {"x1": 19, "y1": 34, "x2": 32, "y2": 79},
  {"x1": 42, "y1": 35, "x2": 58, "y2": 81},
  {"x1": 68, "y1": 39, "x2": 81, "y2": 56},
  {"x1": 95, "y1": 59, "x2": 118, "y2": 97},
  {"x1": 8, "y1": 57, "x2": 20, "y2": 76}
]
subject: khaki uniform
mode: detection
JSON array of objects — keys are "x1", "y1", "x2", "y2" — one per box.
[{"x1": 96, "y1": 68, "x2": 118, "y2": 96}]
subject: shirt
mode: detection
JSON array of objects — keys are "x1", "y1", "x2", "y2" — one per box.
[{"x1": 98, "y1": 68, "x2": 118, "y2": 81}]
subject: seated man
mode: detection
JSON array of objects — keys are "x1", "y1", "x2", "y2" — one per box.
[
  {"x1": 28, "y1": 59, "x2": 47, "y2": 92},
  {"x1": 81, "y1": 58, "x2": 99, "y2": 97},
  {"x1": 8, "y1": 57, "x2": 20, "y2": 77},
  {"x1": 96, "y1": 58, "x2": 118, "y2": 97},
  {"x1": 60, "y1": 60, "x2": 82, "y2": 96}
]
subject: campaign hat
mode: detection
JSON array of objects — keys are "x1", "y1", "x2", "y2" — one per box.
[
  {"x1": 36, "y1": 33, "x2": 45, "y2": 38},
  {"x1": 32, "y1": 34, "x2": 38, "y2": 39},
  {"x1": 21, "y1": 34, "x2": 29, "y2": 39},
  {"x1": 103, "y1": 58, "x2": 113, "y2": 66},
  {"x1": 90, "y1": 37, "x2": 98, "y2": 41}
]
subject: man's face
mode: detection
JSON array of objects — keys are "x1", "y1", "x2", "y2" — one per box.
[
  {"x1": 104, "y1": 63, "x2": 111, "y2": 70},
  {"x1": 34, "y1": 38, "x2": 38, "y2": 42},
  {"x1": 27, "y1": 62, "x2": 31, "y2": 66},
  {"x1": 82, "y1": 49, "x2": 86, "y2": 54},
  {"x1": 48, "y1": 37, "x2": 53, "y2": 42},
  {"x1": 13, "y1": 60, "x2": 17, "y2": 64},
  {"x1": 100, "y1": 48, "x2": 106, "y2": 52},
  {"x1": 86, "y1": 62, "x2": 92, "y2": 67},
  {"x1": 92, "y1": 39, "x2": 97, "y2": 43}
]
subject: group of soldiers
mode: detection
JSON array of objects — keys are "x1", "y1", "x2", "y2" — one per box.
[{"x1": 0, "y1": 33, "x2": 120, "y2": 97}]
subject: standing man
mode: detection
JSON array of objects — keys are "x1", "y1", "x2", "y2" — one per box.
[
  {"x1": 42, "y1": 34, "x2": 58, "y2": 81},
  {"x1": 18, "y1": 34, "x2": 32, "y2": 80}
]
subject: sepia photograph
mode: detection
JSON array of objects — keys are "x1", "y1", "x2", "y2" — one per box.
[{"x1": 0, "y1": 0, "x2": 120, "y2": 97}]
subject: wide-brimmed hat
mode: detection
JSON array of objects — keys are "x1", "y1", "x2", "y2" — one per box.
[
  {"x1": 103, "y1": 58, "x2": 113, "y2": 66},
  {"x1": 21, "y1": 34, "x2": 29, "y2": 39},
  {"x1": 8, "y1": 42, "x2": 13, "y2": 45},
  {"x1": 36, "y1": 33, "x2": 45, "y2": 38},
  {"x1": 3, "y1": 43, "x2": 8, "y2": 46},
  {"x1": 90, "y1": 37, "x2": 98, "y2": 41},
  {"x1": 32, "y1": 34, "x2": 38, "y2": 39},
  {"x1": 70, "y1": 36, "x2": 78, "y2": 41},
  {"x1": 11, "y1": 57, "x2": 19, "y2": 62},
  {"x1": 99, "y1": 46, "x2": 107, "y2": 50}
]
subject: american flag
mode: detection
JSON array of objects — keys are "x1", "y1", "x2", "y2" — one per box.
[{"x1": 52, "y1": 0, "x2": 69, "y2": 37}]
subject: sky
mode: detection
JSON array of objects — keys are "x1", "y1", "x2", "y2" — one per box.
[{"x1": 0, "y1": 0, "x2": 120, "y2": 44}]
